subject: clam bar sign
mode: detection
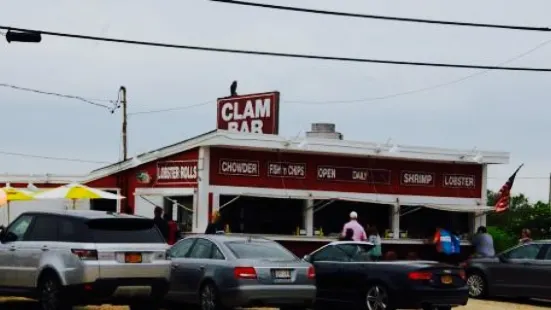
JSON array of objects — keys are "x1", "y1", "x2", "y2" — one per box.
[
  {"x1": 217, "y1": 92, "x2": 280, "y2": 135},
  {"x1": 156, "y1": 160, "x2": 198, "y2": 184}
]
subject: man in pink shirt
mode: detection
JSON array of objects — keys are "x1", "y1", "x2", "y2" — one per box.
[{"x1": 341, "y1": 211, "x2": 367, "y2": 241}]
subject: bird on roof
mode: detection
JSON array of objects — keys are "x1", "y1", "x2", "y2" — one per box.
[{"x1": 230, "y1": 81, "x2": 238, "y2": 97}]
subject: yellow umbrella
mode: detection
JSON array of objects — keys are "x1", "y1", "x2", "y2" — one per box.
[
  {"x1": 0, "y1": 186, "x2": 35, "y2": 223},
  {"x1": 33, "y1": 183, "x2": 125, "y2": 209}
]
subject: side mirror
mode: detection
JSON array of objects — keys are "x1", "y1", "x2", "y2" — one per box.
[
  {"x1": 303, "y1": 255, "x2": 311, "y2": 262},
  {"x1": 2, "y1": 232, "x2": 17, "y2": 243}
]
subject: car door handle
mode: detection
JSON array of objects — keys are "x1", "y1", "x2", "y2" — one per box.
[
  {"x1": 171, "y1": 264, "x2": 180, "y2": 269},
  {"x1": 8, "y1": 246, "x2": 15, "y2": 252},
  {"x1": 199, "y1": 265, "x2": 205, "y2": 270},
  {"x1": 41, "y1": 247, "x2": 49, "y2": 252}
]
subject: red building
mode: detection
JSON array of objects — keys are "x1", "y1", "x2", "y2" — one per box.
[{"x1": 0, "y1": 92, "x2": 509, "y2": 259}]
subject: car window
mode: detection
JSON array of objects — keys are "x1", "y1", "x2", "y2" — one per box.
[
  {"x1": 26, "y1": 216, "x2": 58, "y2": 241},
  {"x1": 312, "y1": 245, "x2": 350, "y2": 262},
  {"x1": 188, "y1": 239, "x2": 213, "y2": 259},
  {"x1": 225, "y1": 240, "x2": 297, "y2": 261},
  {"x1": 543, "y1": 246, "x2": 551, "y2": 260},
  {"x1": 170, "y1": 238, "x2": 196, "y2": 258},
  {"x1": 337, "y1": 244, "x2": 374, "y2": 262},
  {"x1": 212, "y1": 244, "x2": 225, "y2": 260},
  {"x1": 57, "y1": 218, "x2": 90, "y2": 243},
  {"x1": 4, "y1": 215, "x2": 33, "y2": 242},
  {"x1": 504, "y1": 244, "x2": 542, "y2": 259},
  {"x1": 86, "y1": 218, "x2": 165, "y2": 243}
]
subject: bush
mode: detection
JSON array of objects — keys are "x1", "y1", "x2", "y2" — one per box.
[{"x1": 487, "y1": 226, "x2": 516, "y2": 253}]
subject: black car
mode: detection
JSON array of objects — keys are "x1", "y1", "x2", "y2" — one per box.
[
  {"x1": 463, "y1": 240, "x2": 551, "y2": 300},
  {"x1": 303, "y1": 241, "x2": 468, "y2": 310}
]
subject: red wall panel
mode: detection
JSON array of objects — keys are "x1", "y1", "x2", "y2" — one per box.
[{"x1": 209, "y1": 147, "x2": 482, "y2": 199}]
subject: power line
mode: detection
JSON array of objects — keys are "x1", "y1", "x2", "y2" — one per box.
[
  {"x1": 2, "y1": 25, "x2": 551, "y2": 72},
  {"x1": 0, "y1": 83, "x2": 120, "y2": 112},
  {"x1": 288, "y1": 37, "x2": 551, "y2": 105},
  {"x1": 0, "y1": 150, "x2": 111, "y2": 164},
  {"x1": 128, "y1": 100, "x2": 212, "y2": 116},
  {"x1": 211, "y1": 0, "x2": 551, "y2": 32}
]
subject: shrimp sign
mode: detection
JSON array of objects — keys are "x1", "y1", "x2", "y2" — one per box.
[{"x1": 217, "y1": 92, "x2": 280, "y2": 135}]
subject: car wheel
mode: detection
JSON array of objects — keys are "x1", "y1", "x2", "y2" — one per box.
[
  {"x1": 37, "y1": 274, "x2": 70, "y2": 310},
  {"x1": 364, "y1": 283, "x2": 395, "y2": 310},
  {"x1": 466, "y1": 271, "x2": 487, "y2": 298},
  {"x1": 200, "y1": 282, "x2": 223, "y2": 310}
]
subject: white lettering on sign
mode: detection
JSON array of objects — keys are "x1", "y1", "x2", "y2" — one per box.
[
  {"x1": 352, "y1": 170, "x2": 368, "y2": 181},
  {"x1": 401, "y1": 171, "x2": 435, "y2": 187},
  {"x1": 219, "y1": 159, "x2": 259, "y2": 176},
  {"x1": 221, "y1": 98, "x2": 271, "y2": 134},
  {"x1": 268, "y1": 162, "x2": 306, "y2": 178},
  {"x1": 156, "y1": 161, "x2": 198, "y2": 183},
  {"x1": 443, "y1": 174, "x2": 476, "y2": 188},
  {"x1": 317, "y1": 167, "x2": 337, "y2": 180}
]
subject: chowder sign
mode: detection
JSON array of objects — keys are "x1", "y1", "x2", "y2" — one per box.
[
  {"x1": 156, "y1": 160, "x2": 198, "y2": 184},
  {"x1": 216, "y1": 91, "x2": 280, "y2": 135}
]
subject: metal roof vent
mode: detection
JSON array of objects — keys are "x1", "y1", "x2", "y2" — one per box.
[{"x1": 306, "y1": 123, "x2": 343, "y2": 140}]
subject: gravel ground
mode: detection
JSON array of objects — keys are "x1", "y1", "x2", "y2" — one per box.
[{"x1": 1, "y1": 298, "x2": 550, "y2": 310}]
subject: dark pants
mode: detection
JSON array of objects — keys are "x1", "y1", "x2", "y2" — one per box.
[{"x1": 436, "y1": 251, "x2": 461, "y2": 265}]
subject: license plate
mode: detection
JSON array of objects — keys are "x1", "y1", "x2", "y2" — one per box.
[
  {"x1": 441, "y1": 275, "x2": 452, "y2": 284},
  {"x1": 273, "y1": 269, "x2": 291, "y2": 279},
  {"x1": 125, "y1": 253, "x2": 142, "y2": 263}
]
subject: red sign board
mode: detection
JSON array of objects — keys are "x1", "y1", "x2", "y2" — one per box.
[
  {"x1": 316, "y1": 166, "x2": 391, "y2": 184},
  {"x1": 443, "y1": 174, "x2": 476, "y2": 189},
  {"x1": 156, "y1": 160, "x2": 198, "y2": 184},
  {"x1": 209, "y1": 147, "x2": 483, "y2": 199},
  {"x1": 267, "y1": 162, "x2": 306, "y2": 179},
  {"x1": 400, "y1": 171, "x2": 435, "y2": 187},
  {"x1": 217, "y1": 92, "x2": 280, "y2": 135},
  {"x1": 219, "y1": 159, "x2": 260, "y2": 176}
]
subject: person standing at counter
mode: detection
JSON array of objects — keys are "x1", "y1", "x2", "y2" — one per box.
[
  {"x1": 367, "y1": 226, "x2": 383, "y2": 261},
  {"x1": 341, "y1": 211, "x2": 367, "y2": 241},
  {"x1": 472, "y1": 226, "x2": 495, "y2": 257},
  {"x1": 205, "y1": 211, "x2": 224, "y2": 234},
  {"x1": 432, "y1": 226, "x2": 454, "y2": 264},
  {"x1": 519, "y1": 228, "x2": 532, "y2": 244},
  {"x1": 153, "y1": 206, "x2": 169, "y2": 242}
]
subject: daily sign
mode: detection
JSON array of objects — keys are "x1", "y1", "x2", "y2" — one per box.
[{"x1": 217, "y1": 92, "x2": 280, "y2": 135}]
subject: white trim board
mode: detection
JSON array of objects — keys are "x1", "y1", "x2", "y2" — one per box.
[{"x1": 134, "y1": 187, "x2": 196, "y2": 197}]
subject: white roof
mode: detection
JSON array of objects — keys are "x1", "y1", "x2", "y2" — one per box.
[{"x1": 0, "y1": 130, "x2": 510, "y2": 184}]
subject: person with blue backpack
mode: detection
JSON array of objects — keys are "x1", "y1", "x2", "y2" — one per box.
[{"x1": 432, "y1": 226, "x2": 457, "y2": 264}]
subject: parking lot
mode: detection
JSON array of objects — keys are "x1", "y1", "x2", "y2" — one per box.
[{"x1": 1, "y1": 298, "x2": 550, "y2": 310}]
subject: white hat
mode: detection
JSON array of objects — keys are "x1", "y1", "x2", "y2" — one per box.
[{"x1": 350, "y1": 211, "x2": 358, "y2": 219}]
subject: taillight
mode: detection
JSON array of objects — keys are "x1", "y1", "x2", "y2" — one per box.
[
  {"x1": 307, "y1": 266, "x2": 316, "y2": 279},
  {"x1": 459, "y1": 269, "x2": 466, "y2": 280},
  {"x1": 234, "y1": 266, "x2": 257, "y2": 279},
  {"x1": 408, "y1": 271, "x2": 432, "y2": 280},
  {"x1": 71, "y1": 249, "x2": 98, "y2": 261}
]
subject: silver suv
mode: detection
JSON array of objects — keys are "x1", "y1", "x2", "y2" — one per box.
[{"x1": 0, "y1": 210, "x2": 171, "y2": 310}]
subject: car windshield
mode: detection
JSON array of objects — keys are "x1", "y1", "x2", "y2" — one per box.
[
  {"x1": 338, "y1": 243, "x2": 375, "y2": 262},
  {"x1": 225, "y1": 241, "x2": 298, "y2": 261},
  {"x1": 86, "y1": 218, "x2": 165, "y2": 243}
]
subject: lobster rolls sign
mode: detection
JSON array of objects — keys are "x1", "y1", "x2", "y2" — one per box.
[{"x1": 217, "y1": 92, "x2": 280, "y2": 135}]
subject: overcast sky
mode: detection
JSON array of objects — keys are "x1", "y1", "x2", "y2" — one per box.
[{"x1": 1, "y1": 0, "x2": 550, "y2": 202}]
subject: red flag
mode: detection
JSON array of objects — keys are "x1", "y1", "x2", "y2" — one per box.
[{"x1": 494, "y1": 164, "x2": 523, "y2": 213}]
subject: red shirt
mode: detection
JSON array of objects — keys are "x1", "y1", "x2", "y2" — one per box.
[{"x1": 167, "y1": 221, "x2": 178, "y2": 245}]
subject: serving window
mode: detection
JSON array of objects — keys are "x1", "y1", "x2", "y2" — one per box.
[
  {"x1": 399, "y1": 206, "x2": 470, "y2": 239},
  {"x1": 218, "y1": 195, "x2": 303, "y2": 235},
  {"x1": 313, "y1": 200, "x2": 390, "y2": 237}
]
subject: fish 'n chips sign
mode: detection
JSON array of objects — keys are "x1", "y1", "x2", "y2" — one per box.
[{"x1": 217, "y1": 92, "x2": 280, "y2": 135}]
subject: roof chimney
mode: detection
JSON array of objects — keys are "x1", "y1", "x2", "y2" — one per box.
[{"x1": 306, "y1": 123, "x2": 343, "y2": 140}]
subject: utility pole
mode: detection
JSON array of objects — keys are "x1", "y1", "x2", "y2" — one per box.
[
  {"x1": 548, "y1": 172, "x2": 551, "y2": 206},
  {"x1": 119, "y1": 86, "x2": 128, "y2": 161}
]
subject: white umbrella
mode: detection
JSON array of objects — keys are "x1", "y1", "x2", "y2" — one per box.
[{"x1": 33, "y1": 183, "x2": 125, "y2": 209}]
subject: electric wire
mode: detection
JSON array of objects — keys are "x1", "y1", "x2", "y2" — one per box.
[
  {"x1": 2, "y1": 25, "x2": 551, "y2": 72},
  {"x1": 0, "y1": 83, "x2": 119, "y2": 112},
  {"x1": 210, "y1": 0, "x2": 551, "y2": 32},
  {"x1": 0, "y1": 150, "x2": 110, "y2": 164},
  {"x1": 128, "y1": 100, "x2": 212, "y2": 116}
]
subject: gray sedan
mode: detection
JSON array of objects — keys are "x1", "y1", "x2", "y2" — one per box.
[{"x1": 165, "y1": 235, "x2": 316, "y2": 310}]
